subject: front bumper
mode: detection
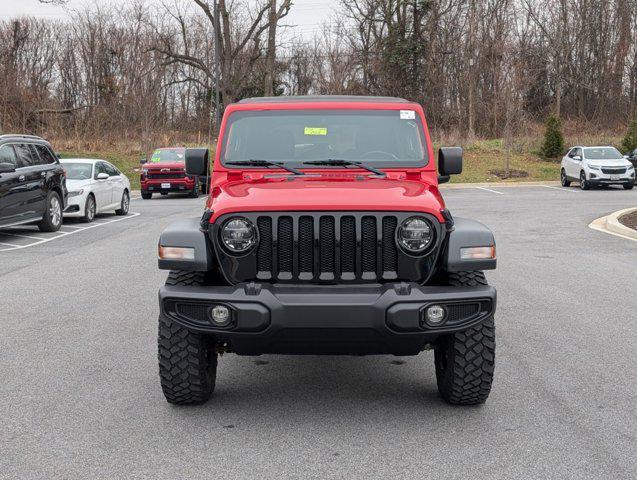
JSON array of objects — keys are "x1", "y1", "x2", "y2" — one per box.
[
  {"x1": 63, "y1": 192, "x2": 89, "y2": 217},
  {"x1": 142, "y1": 178, "x2": 195, "y2": 193},
  {"x1": 588, "y1": 171, "x2": 635, "y2": 185},
  {"x1": 159, "y1": 282, "x2": 497, "y2": 355}
]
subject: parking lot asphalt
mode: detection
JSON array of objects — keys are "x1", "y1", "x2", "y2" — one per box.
[{"x1": 1, "y1": 186, "x2": 636, "y2": 480}]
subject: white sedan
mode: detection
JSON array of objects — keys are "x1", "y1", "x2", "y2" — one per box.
[{"x1": 60, "y1": 159, "x2": 131, "y2": 222}]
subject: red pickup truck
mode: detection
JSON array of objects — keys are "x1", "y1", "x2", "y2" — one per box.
[
  {"x1": 156, "y1": 95, "x2": 497, "y2": 406},
  {"x1": 140, "y1": 147, "x2": 200, "y2": 199}
]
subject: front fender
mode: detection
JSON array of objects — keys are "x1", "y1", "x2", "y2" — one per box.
[
  {"x1": 444, "y1": 217, "x2": 496, "y2": 272},
  {"x1": 158, "y1": 218, "x2": 213, "y2": 271}
]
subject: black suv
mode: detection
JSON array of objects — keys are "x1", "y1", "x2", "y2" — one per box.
[{"x1": 0, "y1": 135, "x2": 67, "y2": 232}]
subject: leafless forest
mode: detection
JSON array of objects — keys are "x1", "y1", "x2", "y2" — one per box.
[{"x1": 1, "y1": 0, "x2": 636, "y2": 151}]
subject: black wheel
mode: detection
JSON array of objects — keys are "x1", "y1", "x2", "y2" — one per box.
[
  {"x1": 560, "y1": 169, "x2": 570, "y2": 187},
  {"x1": 158, "y1": 271, "x2": 217, "y2": 405},
  {"x1": 580, "y1": 171, "x2": 590, "y2": 190},
  {"x1": 190, "y1": 182, "x2": 199, "y2": 198},
  {"x1": 434, "y1": 271, "x2": 495, "y2": 405},
  {"x1": 623, "y1": 183, "x2": 634, "y2": 190},
  {"x1": 38, "y1": 191, "x2": 63, "y2": 232},
  {"x1": 161, "y1": 192, "x2": 168, "y2": 196},
  {"x1": 141, "y1": 191, "x2": 152, "y2": 200},
  {"x1": 80, "y1": 194, "x2": 96, "y2": 223},
  {"x1": 115, "y1": 190, "x2": 129, "y2": 215}
]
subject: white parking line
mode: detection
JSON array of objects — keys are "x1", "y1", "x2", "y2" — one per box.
[
  {"x1": 0, "y1": 241, "x2": 21, "y2": 248},
  {"x1": 541, "y1": 185, "x2": 579, "y2": 193},
  {"x1": 1, "y1": 232, "x2": 48, "y2": 240},
  {"x1": 0, "y1": 212, "x2": 141, "y2": 252},
  {"x1": 475, "y1": 186, "x2": 504, "y2": 195}
]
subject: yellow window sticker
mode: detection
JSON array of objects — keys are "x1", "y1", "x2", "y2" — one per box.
[{"x1": 304, "y1": 127, "x2": 328, "y2": 136}]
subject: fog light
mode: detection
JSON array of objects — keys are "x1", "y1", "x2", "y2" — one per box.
[
  {"x1": 425, "y1": 305, "x2": 446, "y2": 325},
  {"x1": 209, "y1": 305, "x2": 231, "y2": 326}
]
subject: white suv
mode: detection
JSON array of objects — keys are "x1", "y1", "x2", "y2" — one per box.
[{"x1": 561, "y1": 146, "x2": 635, "y2": 190}]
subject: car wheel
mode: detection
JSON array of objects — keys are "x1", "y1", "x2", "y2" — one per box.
[
  {"x1": 158, "y1": 271, "x2": 217, "y2": 405},
  {"x1": 624, "y1": 183, "x2": 634, "y2": 190},
  {"x1": 115, "y1": 190, "x2": 129, "y2": 215},
  {"x1": 560, "y1": 169, "x2": 571, "y2": 187},
  {"x1": 38, "y1": 191, "x2": 63, "y2": 232},
  {"x1": 81, "y1": 194, "x2": 96, "y2": 223},
  {"x1": 579, "y1": 171, "x2": 590, "y2": 190},
  {"x1": 141, "y1": 191, "x2": 152, "y2": 200},
  {"x1": 434, "y1": 271, "x2": 495, "y2": 405}
]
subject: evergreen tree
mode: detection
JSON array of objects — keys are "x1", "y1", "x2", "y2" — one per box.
[
  {"x1": 621, "y1": 118, "x2": 637, "y2": 153},
  {"x1": 541, "y1": 114, "x2": 565, "y2": 158}
]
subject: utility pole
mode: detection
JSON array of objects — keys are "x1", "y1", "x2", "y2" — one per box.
[
  {"x1": 264, "y1": 0, "x2": 277, "y2": 96},
  {"x1": 213, "y1": 0, "x2": 221, "y2": 135}
]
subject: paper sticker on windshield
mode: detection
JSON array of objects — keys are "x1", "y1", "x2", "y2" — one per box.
[
  {"x1": 400, "y1": 110, "x2": 416, "y2": 120},
  {"x1": 304, "y1": 127, "x2": 327, "y2": 136}
]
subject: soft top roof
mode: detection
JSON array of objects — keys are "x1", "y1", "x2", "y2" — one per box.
[{"x1": 238, "y1": 95, "x2": 412, "y2": 104}]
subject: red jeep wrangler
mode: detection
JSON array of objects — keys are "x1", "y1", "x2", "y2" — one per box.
[
  {"x1": 140, "y1": 147, "x2": 200, "y2": 199},
  {"x1": 157, "y1": 96, "x2": 497, "y2": 406}
]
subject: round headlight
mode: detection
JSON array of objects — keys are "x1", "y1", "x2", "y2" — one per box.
[
  {"x1": 396, "y1": 216, "x2": 434, "y2": 254},
  {"x1": 220, "y1": 217, "x2": 257, "y2": 253}
]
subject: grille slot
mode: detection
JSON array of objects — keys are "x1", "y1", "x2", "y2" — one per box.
[
  {"x1": 446, "y1": 303, "x2": 480, "y2": 323},
  {"x1": 298, "y1": 216, "x2": 314, "y2": 274},
  {"x1": 252, "y1": 213, "x2": 405, "y2": 282},
  {"x1": 256, "y1": 217, "x2": 272, "y2": 273},
  {"x1": 601, "y1": 167, "x2": 626, "y2": 174},
  {"x1": 278, "y1": 217, "x2": 293, "y2": 273}
]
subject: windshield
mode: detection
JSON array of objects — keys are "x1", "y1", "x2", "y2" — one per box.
[
  {"x1": 63, "y1": 162, "x2": 93, "y2": 180},
  {"x1": 150, "y1": 148, "x2": 186, "y2": 163},
  {"x1": 584, "y1": 147, "x2": 623, "y2": 160},
  {"x1": 222, "y1": 110, "x2": 428, "y2": 168}
]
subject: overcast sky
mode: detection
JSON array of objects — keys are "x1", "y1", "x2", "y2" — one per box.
[{"x1": 0, "y1": 0, "x2": 338, "y2": 39}]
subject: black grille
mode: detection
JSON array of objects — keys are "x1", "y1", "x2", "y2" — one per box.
[
  {"x1": 147, "y1": 172, "x2": 186, "y2": 179},
  {"x1": 175, "y1": 303, "x2": 209, "y2": 323},
  {"x1": 601, "y1": 167, "x2": 626, "y2": 174},
  {"x1": 254, "y1": 213, "x2": 402, "y2": 282},
  {"x1": 446, "y1": 303, "x2": 480, "y2": 323}
]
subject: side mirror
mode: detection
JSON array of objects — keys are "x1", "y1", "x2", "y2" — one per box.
[
  {"x1": 438, "y1": 147, "x2": 462, "y2": 183},
  {"x1": 185, "y1": 148, "x2": 209, "y2": 176},
  {"x1": 139, "y1": 158, "x2": 147, "y2": 165},
  {"x1": 96, "y1": 172, "x2": 109, "y2": 180},
  {"x1": 573, "y1": 155, "x2": 582, "y2": 161},
  {"x1": 0, "y1": 162, "x2": 16, "y2": 174}
]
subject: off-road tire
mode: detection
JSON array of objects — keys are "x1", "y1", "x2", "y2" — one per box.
[
  {"x1": 141, "y1": 191, "x2": 152, "y2": 200},
  {"x1": 158, "y1": 271, "x2": 217, "y2": 405},
  {"x1": 434, "y1": 271, "x2": 495, "y2": 405}
]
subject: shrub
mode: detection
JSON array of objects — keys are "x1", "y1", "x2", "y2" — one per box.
[
  {"x1": 621, "y1": 118, "x2": 637, "y2": 153},
  {"x1": 541, "y1": 114, "x2": 565, "y2": 158}
]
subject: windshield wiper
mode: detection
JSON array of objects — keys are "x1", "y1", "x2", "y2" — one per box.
[
  {"x1": 226, "y1": 159, "x2": 305, "y2": 175},
  {"x1": 303, "y1": 159, "x2": 386, "y2": 177}
]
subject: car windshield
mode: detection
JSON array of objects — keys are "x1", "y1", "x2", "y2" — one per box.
[
  {"x1": 63, "y1": 162, "x2": 93, "y2": 180},
  {"x1": 150, "y1": 148, "x2": 186, "y2": 163},
  {"x1": 222, "y1": 109, "x2": 428, "y2": 168},
  {"x1": 584, "y1": 147, "x2": 623, "y2": 160}
]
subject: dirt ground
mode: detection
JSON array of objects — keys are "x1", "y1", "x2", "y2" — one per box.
[{"x1": 619, "y1": 210, "x2": 637, "y2": 230}]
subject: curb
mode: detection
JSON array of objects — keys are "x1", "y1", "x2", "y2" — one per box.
[
  {"x1": 589, "y1": 207, "x2": 637, "y2": 242},
  {"x1": 440, "y1": 181, "x2": 560, "y2": 189}
]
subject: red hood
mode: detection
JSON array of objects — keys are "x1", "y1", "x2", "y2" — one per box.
[
  {"x1": 208, "y1": 173, "x2": 446, "y2": 222},
  {"x1": 142, "y1": 162, "x2": 185, "y2": 170}
]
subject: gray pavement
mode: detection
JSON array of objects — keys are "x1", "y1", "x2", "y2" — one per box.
[{"x1": 1, "y1": 185, "x2": 636, "y2": 479}]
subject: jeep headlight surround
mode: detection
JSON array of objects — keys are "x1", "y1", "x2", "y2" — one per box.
[
  {"x1": 396, "y1": 216, "x2": 435, "y2": 254},
  {"x1": 220, "y1": 217, "x2": 258, "y2": 253}
]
